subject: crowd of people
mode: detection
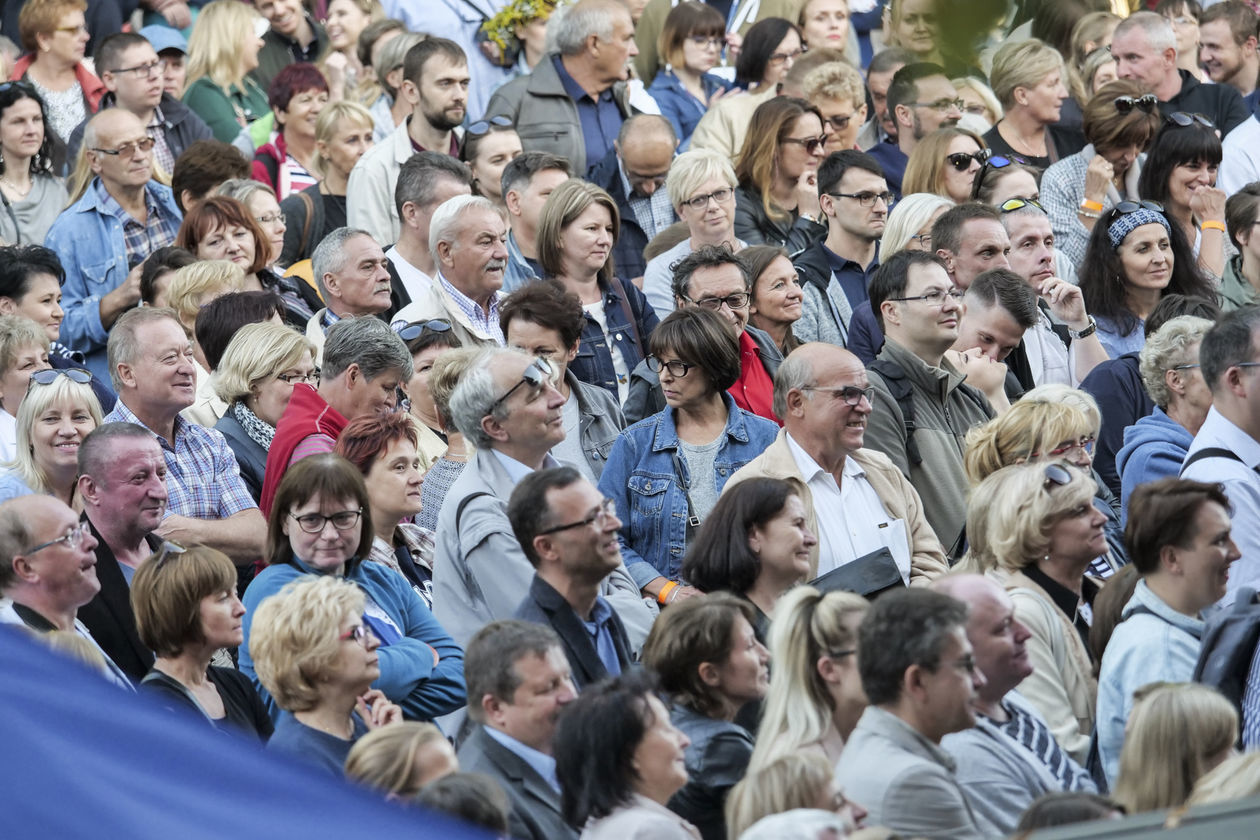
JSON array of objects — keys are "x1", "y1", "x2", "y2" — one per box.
[{"x1": 7, "y1": 0, "x2": 1260, "y2": 836}]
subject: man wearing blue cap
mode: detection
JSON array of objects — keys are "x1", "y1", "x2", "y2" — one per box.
[{"x1": 139, "y1": 24, "x2": 191, "y2": 102}]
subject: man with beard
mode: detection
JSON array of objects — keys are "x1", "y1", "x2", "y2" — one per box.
[
  {"x1": 867, "y1": 62, "x2": 961, "y2": 199},
  {"x1": 1200, "y1": 2, "x2": 1259, "y2": 108},
  {"x1": 348, "y1": 38, "x2": 469, "y2": 245}
]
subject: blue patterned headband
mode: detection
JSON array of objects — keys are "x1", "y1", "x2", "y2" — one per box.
[{"x1": 1107, "y1": 208, "x2": 1170, "y2": 249}]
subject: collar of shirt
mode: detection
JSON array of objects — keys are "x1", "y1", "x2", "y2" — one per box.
[
  {"x1": 95, "y1": 178, "x2": 154, "y2": 224},
  {"x1": 484, "y1": 725, "x2": 560, "y2": 792},
  {"x1": 507, "y1": 230, "x2": 541, "y2": 281},
  {"x1": 272, "y1": 17, "x2": 322, "y2": 61},
  {"x1": 620, "y1": 159, "x2": 675, "y2": 239},
  {"x1": 491, "y1": 448, "x2": 536, "y2": 485},
  {"x1": 552, "y1": 54, "x2": 610, "y2": 104},
  {"x1": 322, "y1": 308, "x2": 341, "y2": 330},
  {"x1": 821, "y1": 243, "x2": 876, "y2": 275},
  {"x1": 108, "y1": 398, "x2": 183, "y2": 452},
  {"x1": 785, "y1": 429, "x2": 864, "y2": 485},
  {"x1": 1023, "y1": 563, "x2": 1098, "y2": 624},
  {"x1": 579, "y1": 595, "x2": 615, "y2": 637},
  {"x1": 439, "y1": 272, "x2": 498, "y2": 321},
  {"x1": 1198, "y1": 406, "x2": 1260, "y2": 469}
]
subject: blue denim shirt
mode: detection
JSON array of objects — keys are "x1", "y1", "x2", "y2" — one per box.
[
  {"x1": 503, "y1": 229, "x2": 541, "y2": 293},
  {"x1": 647, "y1": 68, "x2": 735, "y2": 147},
  {"x1": 567, "y1": 275, "x2": 661, "y2": 399},
  {"x1": 597, "y1": 391, "x2": 779, "y2": 587}
]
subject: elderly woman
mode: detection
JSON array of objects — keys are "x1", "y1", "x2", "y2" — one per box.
[
  {"x1": 133, "y1": 543, "x2": 272, "y2": 739},
  {"x1": 0, "y1": 365, "x2": 101, "y2": 505},
  {"x1": 964, "y1": 461, "x2": 1105, "y2": 763},
  {"x1": 0, "y1": 84, "x2": 68, "y2": 244},
  {"x1": 538, "y1": 178, "x2": 659, "y2": 403},
  {"x1": 878, "y1": 192, "x2": 954, "y2": 257},
  {"x1": 240, "y1": 454, "x2": 465, "y2": 723},
  {"x1": 334, "y1": 413, "x2": 435, "y2": 609},
  {"x1": 213, "y1": 321, "x2": 319, "y2": 503},
  {"x1": 682, "y1": 477, "x2": 816, "y2": 637},
  {"x1": 734, "y1": 97, "x2": 826, "y2": 251},
  {"x1": 598, "y1": 309, "x2": 778, "y2": 604},
  {"x1": 726, "y1": 753, "x2": 866, "y2": 839},
  {"x1": 0, "y1": 314, "x2": 51, "y2": 462},
  {"x1": 554, "y1": 672, "x2": 698, "y2": 839},
  {"x1": 742, "y1": 245, "x2": 803, "y2": 356},
  {"x1": 1222, "y1": 184, "x2": 1260, "y2": 310},
  {"x1": 250, "y1": 574, "x2": 402, "y2": 774},
  {"x1": 252, "y1": 63, "x2": 329, "y2": 201},
  {"x1": 459, "y1": 118, "x2": 521, "y2": 208},
  {"x1": 1116, "y1": 316, "x2": 1215, "y2": 517},
  {"x1": 643, "y1": 149, "x2": 744, "y2": 316},
  {"x1": 182, "y1": 0, "x2": 269, "y2": 144},
  {"x1": 344, "y1": 720, "x2": 459, "y2": 796},
  {"x1": 648, "y1": 3, "x2": 736, "y2": 147},
  {"x1": 415, "y1": 347, "x2": 480, "y2": 532},
  {"x1": 641, "y1": 594, "x2": 770, "y2": 840},
  {"x1": 1041, "y1": 79, "x2": 1162, "y2": 270},
  {"x1": 748, "y1": 586, "x2": 868, "y2": 771},
  {"x1": 1096, "y1": 479, "x2": 1239, "y2": 785},
  {"x1": 982, "y1": 39, "x2": 1083, "y2": 170},
  {"x1": 397, "y1": 318, "x2": 462, "y2": 469},
  {"x1": 902, "y1": 126, "x2": 987, "y2": 204}
]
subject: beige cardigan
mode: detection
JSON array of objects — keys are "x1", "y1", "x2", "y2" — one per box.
[{"x1": 581, "y1": 794, "x2": 701, "y2": 840}]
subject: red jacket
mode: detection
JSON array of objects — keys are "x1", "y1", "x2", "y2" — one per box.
[
  {"x1": 260, "y1": 383, "x2": 348, "y2": 515},
  {"x1": 11, "y1": 54, "x2": 106, "y2": 111}
]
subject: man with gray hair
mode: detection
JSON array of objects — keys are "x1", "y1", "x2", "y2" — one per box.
[
  {"x1": 385, "y1": 152, "x2": 473, "y2": 311},
  {"x1": 1111, "y1": 10, "x2": 1249, "y2": 133},
  {"x1": 260, "y1": 317, "x2": 413, "y2": 514},
  {"x1": 485, "y1": 0, "x2": 639, "y2": 175},
  {"x1": 305, "y1": 226, "x2": 394, "y2": 362},
  {"x1": 501, "y1": 152, "x2": 573, "y2": 292},
  {"x1": 433, "y1": 347, "x2": 653, "y2": 649},
  {"x1": 103, "y1": 307, "x2": 265, "y2": 562},
  {"x1": 725, "y1": 342, "x2": 947, "y2": 583},
  {"x1": 391, "y1": 194, "x2": 509, "y2": 347}
]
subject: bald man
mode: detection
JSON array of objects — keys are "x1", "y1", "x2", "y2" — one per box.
[
  {"x1": 725, "y1": 342, "x2": 948, "y2": 583},
  {"x1": 934, "y1": 574, "x2": 1096, "y2": 835}
]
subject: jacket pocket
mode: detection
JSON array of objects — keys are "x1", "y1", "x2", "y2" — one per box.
[
  {"x1": 516, "y1": 122, "x2": 575, "y2": 146},
  {"x1": 81, "y1": 258, "x2": 120, "y2": 291},
  {"x1": 627, "y1": 474, "x2": 669, "y2": 517}
]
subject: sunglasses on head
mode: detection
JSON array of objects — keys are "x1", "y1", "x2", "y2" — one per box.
[
  {"x1": 1107, "y1": 199, "x2": 1164, "y2": 223},
  {"x1": 395, "y1": 319, "x2": 453, "y2": 342},
  {"x1": 969, "y1": 151, "x2": 1028, "y2": 199},
  {"x1": 1113, "y1": 94, "x2": 1157, "y2": 115},
  {"x1": 29, "y1": 368, "x2": 93, "y2": 386},
  {"x1": 1166, "y1": 111, "x2": 1215, "y2": 129},
  {"x1": 465, "y1": 115, "x2": 513, "y2": 136},
  {"x1": 1042, "y1": 462, "x2": 1072, "y2": 490},
  {"x1": 999, "y1": 197, "x2": 1044, "y2": 214},
  {"x1": 946, "y1": 151, "x2": 982, "y2": 172}
]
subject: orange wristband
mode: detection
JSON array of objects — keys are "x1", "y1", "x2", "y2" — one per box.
[
  {"x1": 1080, "y1": 199, "x2": 1104, "y2": 213},
  {"x1": 657, "y1": 581, "x2": 679, "y2": 605},
  {"x1": 1200, "y1": 220, "x2": 1226, "y2": 233}
]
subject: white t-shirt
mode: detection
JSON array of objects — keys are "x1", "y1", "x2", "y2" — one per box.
[
  {"x1": 582, "y1": 301, "x2": 630, "y2": 404},
  {"x1": 0, "y1": 410, "x2": 16, "y2": 464},
  {"x1": 385, "y1": 245, "x2": 434, "y2": 306}
]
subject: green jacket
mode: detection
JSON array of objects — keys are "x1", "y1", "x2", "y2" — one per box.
[
  {"x1": 182, "y1": 76, "x2": 269, "y2": 144},
  {"x1": 250, "y1": 19, "x2": 330, "y2": 93},
  {"x1": 1219, "y1": 254, "x2": 1259, "y2": 312}
]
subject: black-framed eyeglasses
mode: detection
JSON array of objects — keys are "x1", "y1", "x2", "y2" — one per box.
[
  {"x1": 889, "y1": 288, "x2": 963, "y2": 306},
  {"x1": 914, "y1": 97, "x2": 964, "y2": 113},
  {"x1": 681, "y1": 291, "x2": 750, "y2": 311},
  {"x1": 1106, "y1": 199, "x2": 1164, "y2": 226},
  {"x1": 782, "y1": 135, "x2": 827, "y2": 154},
  {"x1": 491, "y1": 357, "x2": 554, "y2": 413},
  {"x1": 22, "y1": 521, "x2": 92, "y2": 556},
  {"x1": 911, "y1": 232, "x2": 932, "y2": 247},
  {"x1": 828, "y1": 191, "x2": 893, "y2": 208},
  {"x1": 680, "y1": 187, "x2": 733, "y2": 210},
  {"x1": 1042, "y1": 462, "x2": 1072, "y2": 490},
  {"x1": 828, "y1": 648, "x2": 857, "y2": 659},
  {"x1": 822, "y1": 112, "x2": 858, "y2": 131},
  {"x1": 289, "y1": 508, "x2": 363, "y2": 533},
  {"x1": 537, "y1": 498, "x2": 618, "y2": 535},
  {"x1": 1113, "y1": 94, "x2": 1157, "y2": 114},
  {"x1": 943, "y1": 654, "x2": 978, "y2": 675},
  {"x1": 91, "y1": 136, "x2": 156, "y2": 157},
  {"x1": 687, "y1": 34, "x2": 723, "y2": 49},
  {"x1": 646, "y1": 356, "x2": 696, "y2": 377},
  {"x1": 466, "y1": 115, "x2": 513, "y2": 136},
  {"x1": 1171, "y1": 362, "x2": 1200, "y2": 371},
  {"x1": 1166, "y1": 111, "x2": 1214, "y2": 129},
  {"x1": 276, "y1": 369, "x2": 319, "y2": 385},
  {"x1": 29, "y1": 368, "x2": 92, "y2": 386},
  {"x1": 946, "y1": 151, "x2": 981, "y2": 172},
  {"x1": 396, "y1": 319, "x2": 453, "y2": 342},
  {"x1": 999, "y1": 197, "x2": 1044, "y2": 214},
  {"x1": 109, "y1": 58, "x2": 168, "y2": 78},
  {"x1": 800, "y1": 385, "x2": 875, "y2": 406}
]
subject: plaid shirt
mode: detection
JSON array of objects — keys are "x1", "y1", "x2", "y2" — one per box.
[
  {"x1": 95, "y1": 180, "x2": 181, "y2": 268},
  {"x1": 104, "y1": 400, "x2": 258, "y2": 520},
  {"x1": 147, "y1": 105, "x2": 174, "y2": 174},
  {"x1": 620, "y1": 162, "x2": 675, "y2": 240},
  {"x1": 438, "y1": 272, "x2": 504, "y2": 345}
]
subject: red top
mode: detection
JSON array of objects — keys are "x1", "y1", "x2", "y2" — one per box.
[
  {"x1": 260, "y1": 384, "x2": 349, "y2": 515},
  {"x1": 729, "y1": 330, "x2": 780, "y2": 426}
]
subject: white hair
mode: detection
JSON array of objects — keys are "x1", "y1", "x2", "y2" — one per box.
[
  {"x1": 1115, "y1": 11, "x2": 1178, "y2": 57},
  {"x1": 428, "y1": 194, "x2": 503, "y2": 260}
]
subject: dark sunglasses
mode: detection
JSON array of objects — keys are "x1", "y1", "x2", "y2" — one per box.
[
  {"x1": 946, "y1": 151, "x2": 982, "y2": 172},
  {"x1": 490, "y1": 357, "x2": 554, "y2": 412},
  {"x1": 395, "y1": 319, "x2": 453, "y2": 342},
  {"x1": 30, "y1": 368, "x2": 93, "y2": 386},
  {"x1": 1042, "y1": 462, "x2": 1072, "y2": 490},
  {"x1": 1166, "y1": 111, "x2": 1214, "y2": 129},
  {"x1": 1113, "y1": 94, "x2": 1157, "y2": 114},
  {"x1": 1107, "y1": 199, "x2": 1164, "y2": 223},
  {"x1": 782, "y1": 135, "x2": 827, "y2": 154},
  {"x1": 466, "y1": 115, "x2": 513, "y2": 136}
]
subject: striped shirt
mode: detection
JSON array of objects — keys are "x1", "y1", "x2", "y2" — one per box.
[{"x1": 991, "y1": 696, "x2": 1094, "y2": 792}]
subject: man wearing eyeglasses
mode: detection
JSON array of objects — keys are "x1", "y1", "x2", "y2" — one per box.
[
  {"x1": 864, "y1": 250, "x2": 996, "y2": 557},
  {"x1": 0, "y1": 494, "x2": 131, "y2": 689},
  {"x1": 65, "y1": 32, "x2": 212, "y2": 174},
  {"x1": 868, "y1": 62, "x2": 961, "y2": 199},
  {"x1": 508, "y1": 467, "x2": 634, "y2": 689}
]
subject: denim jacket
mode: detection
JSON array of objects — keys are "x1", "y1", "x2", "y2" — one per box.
[
  {"x1": 46, "y1": 180, "x2": 183, "y2": 380},
  {"x1": 597, "y1": 392, "x2": 779, "y2": 587},
  {"x1": 568, "y1": 275, "x2": 661, "y2": 399},
  {"x1": 647, "y1": 68, "x2": 736, "y2": 147}
]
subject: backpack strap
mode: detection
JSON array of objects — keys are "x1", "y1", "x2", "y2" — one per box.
[
  {"x1": 1180, "y1": 447, "x2": 1258, "y2": 476},
  {"x1": 868, "y1": 358, "x2": 922, "y2": 466},
  {"x1": 297, "y1": 190, "x2": 315, "y2": 260},
  {"x1": 454, "y1": 491, "x2": 492, "y2": 530}
]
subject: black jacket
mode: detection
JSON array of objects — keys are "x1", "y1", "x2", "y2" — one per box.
[
  {"x1": 513, "y1": 575, "x2": 633, "y2": 690},
  {"x1": 213, "y1": 409, "x2": 268, "y2": 504},
  {"x1": 733, "y1": 184, "x2": 826, "y2": 251},
  {"x1": 1160, "y1": 68, "x2": 1251, "y2": 136},
  {"x1": 76, "y1": 522, "x2": 161, "y2": 682},
  {"x1": 67, "y1": 92, "x2": 214, "y2": 168}
]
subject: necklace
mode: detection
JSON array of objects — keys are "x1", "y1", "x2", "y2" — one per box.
[{"x1": 0, "y1": 176, "x2": 31, "y2": 198}]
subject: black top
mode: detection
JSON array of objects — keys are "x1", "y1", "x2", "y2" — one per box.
[
  {"x1": 323, "y1": 193, "x2": 347, "y2": 232},
  {"x1": 981, "y1": 122, "x2": 1087, "y2": 171},
  {"x1": 1023, "y1": 565, "x2": 1100, "y2": 656},
  {"x1": 141, "y1": 667, "x2": 273, "y2": 741}
]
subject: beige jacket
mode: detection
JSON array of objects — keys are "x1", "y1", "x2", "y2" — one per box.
[
  {"x1": 724, "y1": 429, "x2": 949, "y2": 583},
  {"x1": 581, "y1": 795, "x2": 701, "y2": 840},
  {"x1": 688, "y1": 86, "x2": 778, "y2": 162}
]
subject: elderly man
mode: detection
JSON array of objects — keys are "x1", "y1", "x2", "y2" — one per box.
[
  {"x1": 432, "y1": 347, "x2": 653, "y2": 650},
  {"x1": 75, "y1": 423, "x2": 169, "y2": 682},
  {"x1": 501, "y1": 153, "x2": 573, "y2": 293},
  {"x1": 0, "y1": 495, "x2": 130, "y2": 688},
  {"x1": 102, "y1": 308, "x2": 265, "y2": 563},
  {"x1": 458, "y1": 620, "x2": 579, "y2": 840},
  {"x1": 392, "y1": 195, "x2": 509, "y2": 347},
  {"x1": 935, "y1": 574, "x2": 1097, "y2": 836},
  {"x1": 486, "y1": 0, "x2": 638, "y2": 176},
  {"x1": 867, "y1": 62, "x2": 961, "y2": 198},
  {"x1": 46, "y1": 109, "x2": 183, "y2": 382},
  {"x1": 303, "y1": 227, "x2": 394, "y2": 360},
  {"x1": 66, "y1": 31, "x2": 212, "y2": 170},
  {"x1": 260, "y1": 317, "x2": 412, "y2": 514},
  {"x1": 727, "y1": 343, "x2": 947, "y2": 584},
  {"x1": 834, "y1": 588, "x2": 992, "y2": 839},
  {"x1": 1111, "y1": 11, "x2": 1249, "y2": 134},
  {"x1": 509, "y1": 467, "x2": 634, "y2": 690},
  {"x1": 348, "y1": 38, "x2": 470, "y2": 244},
  {"x1": 385, "y1": 153, "x2": 473, "y2": 312},
  {"x1": 625, "y1": 246, "x2": 782, "y2": 424}
]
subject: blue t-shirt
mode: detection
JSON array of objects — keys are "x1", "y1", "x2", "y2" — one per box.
[{"x1": 267, "y1": 711, "x2": 369, "y2": 776}]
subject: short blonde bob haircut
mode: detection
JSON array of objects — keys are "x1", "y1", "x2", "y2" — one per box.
[
  {"x1": 344, "y1": 721, "x2": 450, "y2": 795},
  {"x1": 666, "y1": 149, "x2": 738, "y2": 216},
  {"x1": 166, "y1": 260, "x2": 247, "y2": 336},
  {"x1": 131, "y1": 543, "x2": 238, "y2": 658},
  {"x1": 7, "y1": 370, "x2": 102, "y2": 495},
  {"x1": 726, "y1": 752, "x2": 836, "y2": 840},
  {"x1": 1138, "y1": 315, "x2": 1213, "y2": 409},
  {"x1": 186, "y1": 0, "x2": 264, "y2": 91},
  {"x1": 536, "y1": 178, "x2": 620, "y2": 286},
  {"x1": 1113, "y1": 682, "x2": 1237, "y2": 814},
  {"x1": 902, "y1": 126, "x2": 987, "y2": 201},
  {"x1": 0, "y1": 314, "x2": 49, "y2": 380},
  {"x1": 879, "y1": 192, "x2": 955, "y2": 259},
  {"x1": 964, "y1": 390, "x2": 1099, "y2": 485},
  {"x1": 801, "y1": 60, "x2": 866, "y2": 111},
  {"x1": 963, "y1": 461, "x2": 1097, "y2": 575},
  {"x1": 988, "y1": 38, "x2": 1067, "y2": 111},
  {"x1": 213, "y1": 320, "x2": 318, "y2": 406},
  {"x1": 314, "y1": 100, "x2": 375, "y2": 179},
  {"x1": 249, "y1": 574, "x2": 367, "y2": 712}
]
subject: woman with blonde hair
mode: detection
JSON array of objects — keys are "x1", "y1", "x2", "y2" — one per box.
[
  {"x1": 181, "y1": 0, "x2": 269, "y2": 143},
  {"x1": 0, "y1": 314, "x2": 51, "y2": 463},
  {"x1": 983, "y1": 38, "x2": 1084, "y2": 170},
  {"x1": 726, "y1": 753, "x2": 866, "y2": 839},
  {"x1": 964, "y1": 461, "x2": 1105, "y2": 763},
  {"x1": 953, "y1": 76, "x2": 1002, "y2": 129},
  {"x1": 878, "y1": 192, "x2": 954, "y2": 257},
  {"x1": 734, "y1": 97, "x2": 826, "y2": 251},
  {"x1": 748, "y1": 586, "x2": 868, "y2": 772},
  {"x1": 344, "y1": 720, "x2": 458, "y2": 796},
  {"x1": 0, "y1": 366, "x2": 101, "y2": 505},
  {"x1": 538, "y1": 178, "x2": 659, "y2": 402},
  {"x1": 902, "y1": 126, "x2": 987, "y2": 204},
  {"x1": 415, "y1": 346, "x2": 480, "y2": 532},
  {"x1": 1112, "y1": 682, "x2": 1237, "y2": 814},
  {"x1": 1187, "y1": 752, "x2": 1260, "y2": 806}
]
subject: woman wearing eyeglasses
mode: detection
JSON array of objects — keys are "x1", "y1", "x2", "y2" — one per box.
[
  {"x1": 213, "y1": 321, "x2": 319, "y2": 503},
  {"x1": 598, "y1": 309, "x2": 778, "y2": 607},
  {"x1": 217, "y1": 179, "x2": 291, "y2": 276},
  {"x1": 0, "y1": 364, "x2": 101, "y2": 506},
  {"x1": 982, "y1": 39, "x2": 1085, "y2": 171},
  {"x1": 0, "y1": 84, "x2": 68, "y2": 245},
  {"x1": 279, "y1": 100, "x2": 376, "y2": 266},
  {"x1": 133, "y1": 543, "x2": 272, "y2": 741},
  {"x1": 963, "y1": 460, "x2": 1104, "y2": 763},
  {"x1": 459, "y1": 117, "x2": 522, "y2": 209},
  {"x1": 240, "y1": 453, "x2": 466, "y2": 726},
  {"x1": 1041, "y1": 79, "x2": 1162, "y2": 271},
  {"x1": 648, "y1": 3, "x2": 737, "y2": 148},
  {"x1": 734, "y1": 97, "x2": 827, "y2": 251},
  {"x1": 902, "y1": 126, "x2": 987, "y2": 204}
]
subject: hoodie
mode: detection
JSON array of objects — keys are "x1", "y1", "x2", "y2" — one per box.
[{"x1": 1116, "y1": 406, "x2": 1194, "y2": 525}]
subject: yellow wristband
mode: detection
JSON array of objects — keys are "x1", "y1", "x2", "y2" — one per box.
[
  {"x1": 1080, "y1": 199, "x2": 1104, "y2": 212},
  {"x1": 657, "y1": 581, "x2": 679, "y2": 605},
  {"x1": 1200, "y1": 220, "x2": 1226, "y2": 233}
]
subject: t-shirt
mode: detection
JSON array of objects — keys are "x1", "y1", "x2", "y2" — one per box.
[
  {"x1": 582, "y1": 301, "x2": 630, "y2": 403},
  {"x1": 267, "y1": 711, "x2": 369, "y2": 776},
  {"x1": 679, "y1": 434, "x2": 723, "y2": 523}
]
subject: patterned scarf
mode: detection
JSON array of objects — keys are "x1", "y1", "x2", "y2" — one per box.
[{"x1": 233, "y1": 401, "x2": 276, "y2": 451}]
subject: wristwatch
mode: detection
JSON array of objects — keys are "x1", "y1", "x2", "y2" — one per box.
[{"x1": 1069, "y1": 316, "x2": 1097, "y2": 340}]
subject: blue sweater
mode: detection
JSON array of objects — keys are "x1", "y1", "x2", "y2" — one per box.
[
  {"x1": 240, "y1": 558, "x2": 466, "y2": 723},
  {"x1": 1115, "y1": 407, "x2": 1194, "y2": 525}
]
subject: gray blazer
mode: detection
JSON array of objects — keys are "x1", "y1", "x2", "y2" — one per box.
[{"x1": 456, "y1": 723, "x2": 578, "y2": 840}]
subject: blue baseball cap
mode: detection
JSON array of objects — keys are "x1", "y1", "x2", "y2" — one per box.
[{"x1": 139, "y1": 25, "x2": 189, "y2": 56}]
